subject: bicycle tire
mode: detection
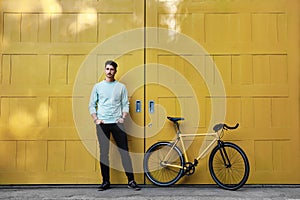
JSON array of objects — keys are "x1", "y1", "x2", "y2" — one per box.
[
  {"x1": 144, "y1": 142, "x2": 185, "y2": 186},
  {"x1": 209, "y1": 142, "x2": 250, "y2": 190}
]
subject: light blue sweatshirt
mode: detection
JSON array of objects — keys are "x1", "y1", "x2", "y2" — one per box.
[{"x1": 88, "y1": 80, "x2": 129, "y2": 124}]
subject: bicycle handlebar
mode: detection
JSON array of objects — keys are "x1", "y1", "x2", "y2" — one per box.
[
  {"x1": 213, "y1": 123, "x2": 239, "y2": 132},
  {"x1": 223, "y1": 123, "x2": 239, "y2": 130}
]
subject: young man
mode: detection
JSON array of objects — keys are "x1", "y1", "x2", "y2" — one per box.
[{"x1": 88, "y1": 60, "x2": 140, "y2": 191}]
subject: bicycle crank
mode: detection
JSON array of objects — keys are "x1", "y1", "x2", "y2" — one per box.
[{"x1": 184, "y1": 162, "x2": 195, "y2": 176}]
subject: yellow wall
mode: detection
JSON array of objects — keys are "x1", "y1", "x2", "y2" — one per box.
[
  {"x1": 0, "y1": 0, "x2": 144, "y2": 184},
  {"x1": 145, "y1": 0, "x2": 300, "y2": 184},
  {"x1": 0, "y1": 0, "x2": 299, "y2": 184}
]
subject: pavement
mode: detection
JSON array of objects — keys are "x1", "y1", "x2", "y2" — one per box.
[{"x1": 0, "y1": 185, "x2": 299, "y2": 200}]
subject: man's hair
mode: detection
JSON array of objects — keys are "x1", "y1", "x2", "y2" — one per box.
[{"x1": 105, "y1": 60, "x2": 118, "y2": 70}]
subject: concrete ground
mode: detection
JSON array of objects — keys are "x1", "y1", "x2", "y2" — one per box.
[{"x1": 0, "y1": 185, "x2": 299, "y2": 200}]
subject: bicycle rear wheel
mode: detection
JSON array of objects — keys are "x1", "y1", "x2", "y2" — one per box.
[
  {"x1": 144, "y1": 142, "x2": 184, "y2": 186},
  {"x1": 209, "y1": 142, "x2": 250, "y2": 190}
]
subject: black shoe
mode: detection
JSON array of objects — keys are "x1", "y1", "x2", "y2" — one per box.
[
  {"x1": 128, "y1": 180, "x2": 141, "y2": 191},
  {"x1": 98, "y1": 181, "x2": 110, "y2": 191}
]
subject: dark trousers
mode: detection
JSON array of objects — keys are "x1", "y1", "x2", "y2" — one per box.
[{"x1": 96, "y1": 123, "x2": 134, "y2": 183}]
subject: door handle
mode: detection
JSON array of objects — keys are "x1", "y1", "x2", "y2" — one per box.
[
  {"x1": 135, "y1": 100, "x2": 141, "y2": 112},
  {"x1": 149, "y1": 100, "x2": 154, "y2": 113}
]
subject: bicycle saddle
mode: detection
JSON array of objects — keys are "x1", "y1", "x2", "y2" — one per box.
[{"x1": 167, "y1": 116, "x2": 185, "y2": 122}]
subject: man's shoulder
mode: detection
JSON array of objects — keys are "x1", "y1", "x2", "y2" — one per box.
[
  {"x1": 94, "y1": 80, "x2": 105, "y2": 86},
  {"x1": 94, "y1": 80, "x2": 126, "y2": 88},
  {"x1": 115, "y1": 81, "x2": 125, "y2": 86}
]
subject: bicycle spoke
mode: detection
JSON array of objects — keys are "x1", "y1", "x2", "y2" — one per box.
[
  {"x1": 144, "y1": 142, "x2": 184, "y2": 186},
  {"x1": 209, "y1": 142, "x2": 249, "y2": 190}
]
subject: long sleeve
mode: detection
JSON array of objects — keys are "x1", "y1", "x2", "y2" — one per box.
[
  {"x1": 121, "y1": 86, "x2": 129, "y2": 113},
  {"x1": 88, "y1": 84, "x2": 98, "y2": 115}
]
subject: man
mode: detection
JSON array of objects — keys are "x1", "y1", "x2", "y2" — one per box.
[{"x1": 88, "y1": 60, "x2": 140, "y2": 191}]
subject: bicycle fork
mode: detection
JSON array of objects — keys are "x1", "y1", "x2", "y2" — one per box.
[{"x1": 217, "y1": 140, "x2": 232, "y2": 168}]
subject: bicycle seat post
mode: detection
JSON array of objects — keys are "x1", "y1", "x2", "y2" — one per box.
[
  {"x1": 175, "y1": 122, "x2": 180, "y2": 134},
  {"x1": 167, "y1": 116, "x2": 185, "y2": 137}
]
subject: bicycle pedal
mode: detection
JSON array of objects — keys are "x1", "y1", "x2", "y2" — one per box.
[{"x1": 193, "y1": 159, "x2": 198, "y2": 166}]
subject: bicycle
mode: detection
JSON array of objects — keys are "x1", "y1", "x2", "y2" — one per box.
[{"x1": 144, "y1": 116, "x2": 250, "y2": 190}]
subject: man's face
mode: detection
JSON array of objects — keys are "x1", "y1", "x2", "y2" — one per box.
[{"x1": 105, "y1": 64, "x2": 116, "y2": 78}]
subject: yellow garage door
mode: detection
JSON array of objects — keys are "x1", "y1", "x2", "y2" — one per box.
[
  {"x1": 145, "y1": 0, "x2": 300, "y2": 184},
  {"x1": 0, "y1": 0, "x2": 299, "y2": 185},
  {"x1": 0, "y1": 0, "x2": 144, "y2": 184}
]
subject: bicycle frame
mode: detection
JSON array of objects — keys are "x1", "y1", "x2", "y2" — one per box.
[{"x1": 162, "y1": 122, "x2": 222, "y2": 169}]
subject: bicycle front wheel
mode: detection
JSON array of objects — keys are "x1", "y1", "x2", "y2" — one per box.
[
  {"x1": 144, "y1": 142, "x2": 185, "y2": 186},
  {"x1": 209, "y1": 142, "x2": 250, "y2": 190}
]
